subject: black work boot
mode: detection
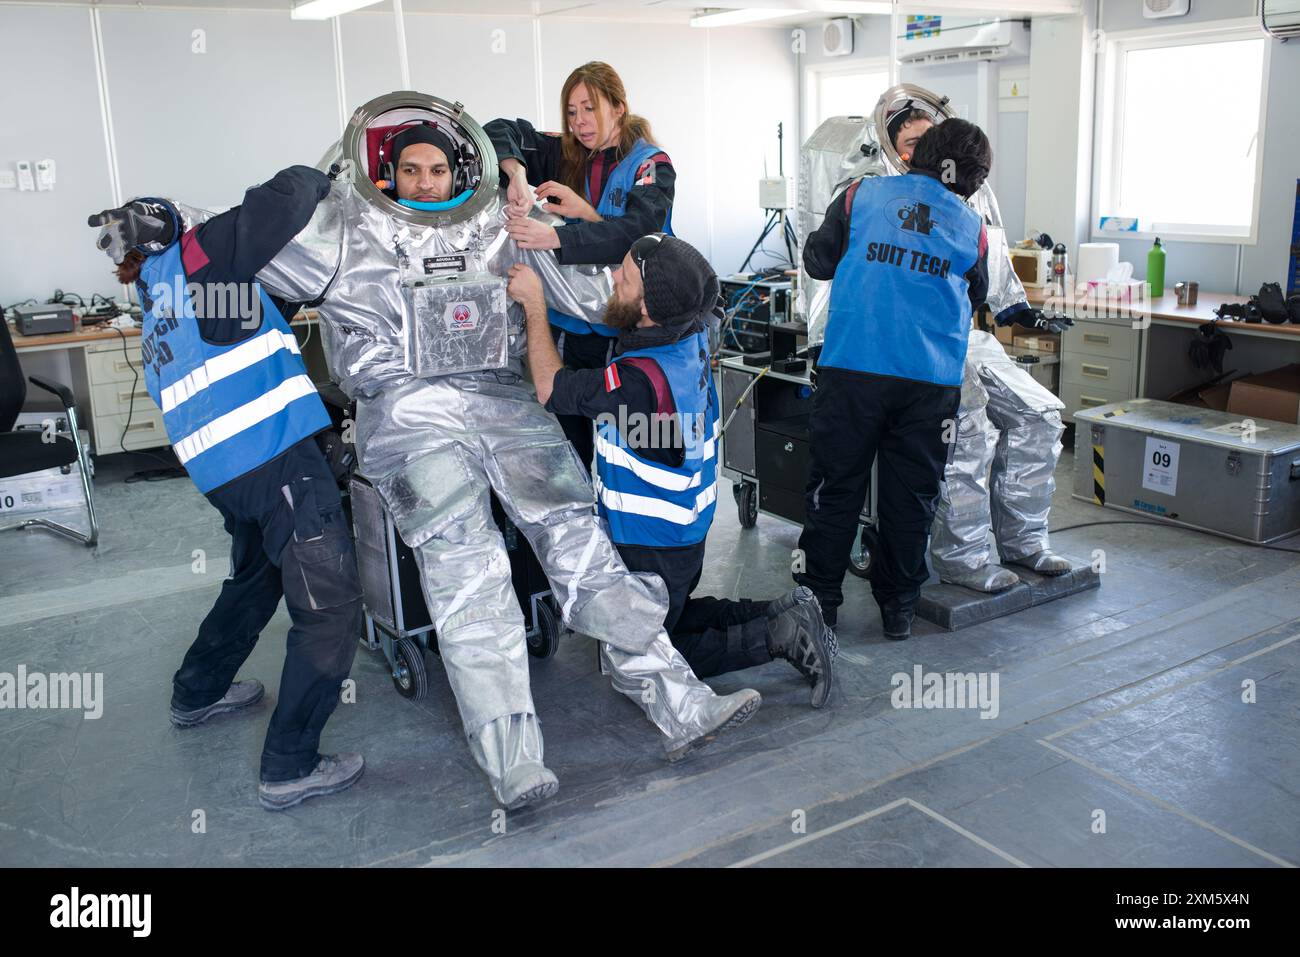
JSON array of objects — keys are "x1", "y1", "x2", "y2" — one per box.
[
  {"x1": 765, "y1": 587, "x2": 834, "y2": 708},
  {"x1": 881, "y1": 606, "x2": 914, "y2": 641}
]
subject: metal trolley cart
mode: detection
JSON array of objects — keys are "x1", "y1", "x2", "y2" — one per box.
[
  {"x1": 718, "y1": 351, "x2": 879, "y2": 579},
  {"x1": 349, "y1": 475, "x2": 564, "y2": 700}
]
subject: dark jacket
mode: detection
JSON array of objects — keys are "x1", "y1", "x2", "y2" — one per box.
[
  {"x1": 151, "y1": 165, "x2": 330, "y2": 345},
  {"x1": 484, "y1": 117, "x2": 675, "y2": 267}
]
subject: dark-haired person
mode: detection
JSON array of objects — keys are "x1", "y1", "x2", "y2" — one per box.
[
  {"x1": 87, "y1": 169, "x2": 365, "y2": 811},
  {"x1": 871, "y1": 100, "x2": 1074, "y2": 592},
  {"x1": 795, "y1": 118, "x2": 992, "y2": 643},
  {"x1": 485, "y1": 61, "x2": 675, "y2": 470},
  {"x1": 508, "y1": 235, "x2": 832, "y2": 707},
  {"x1": 886, "y1": 101, "x2": 933, "y2": 165}
]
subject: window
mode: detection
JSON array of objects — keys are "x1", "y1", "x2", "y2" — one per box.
[
  {"x1": 806, "y1": 60, "x2": 890, "y2": 131},
  {"x1": 1094, "y1": 21, "x2": 1269, "y2": 243}
]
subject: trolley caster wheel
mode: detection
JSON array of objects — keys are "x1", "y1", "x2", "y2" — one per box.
[
  {"x1": 848, "y1": 523, "x2": 878, "y2": 580},
  {"x1": 392, "y1": 636, "x2": 429, "y2": 700},
  {"x1": 527, "y1": 598, "x2": 562, "y2": 660},
  {"x1": 736, "y1": 482, "x2": 758, "y2": 529}
]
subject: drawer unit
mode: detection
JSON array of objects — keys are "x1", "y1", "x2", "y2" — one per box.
[
  {"x1": 1062, "y1": 352, "x2": 1136, "y2": 392},
  {"x1": 85, "y1": 337, "x2": 169, "y2": 452},
  {"x1": 90, "y1": 378, "x2": 158, "y2": 419},
  {"x1": 93, "y1": 408, "x2": 167, "y2": 453},
  {"x1": 1064, "y1": 320, "x2": 1139, "y2": 362},
  {"x1": 1061, "y1": 380, "x2": 1136, "y2": 422},
  {"x1": 86, "y1": 339, "x2": 147, "y2": 387}
]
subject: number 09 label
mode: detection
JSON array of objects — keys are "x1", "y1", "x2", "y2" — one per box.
[{"x1": 1142, "y1": 436, "x2": 1179, "y2": 496}]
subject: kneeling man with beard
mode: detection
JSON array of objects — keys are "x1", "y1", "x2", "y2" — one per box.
[{"x1": 508, "y1": 235, "x2": 834, "y2": 708}]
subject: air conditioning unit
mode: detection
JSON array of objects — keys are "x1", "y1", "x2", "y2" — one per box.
[
  {"x1": 822, "y1": 17, "x2": 854, "y2": 57},
  {"x1": 897, "y1": 16, "x2": 1029, "y2": 65},
  {"x1": 1261, "y1": 0, "x2": 1300, "y2": 39},
  {"x1": 1142, "y1": 0, "x2": 1190, "y2": 19}
]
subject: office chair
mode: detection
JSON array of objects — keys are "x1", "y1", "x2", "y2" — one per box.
[{"x1": 0, "y1": 318, "x2": 99, "y2": 546}]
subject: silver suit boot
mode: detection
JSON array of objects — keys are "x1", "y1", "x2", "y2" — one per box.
[
  {"x1": 942, "y1": 563, "x2": 1021, "y2": 592},
  {"x1": 599, "y1": 637, "x2": 762, "y2": 761},
  {"x1": 468, "y1": 713, "x2": 559, "y2": 810},
  {"x1": 1005, "y1": 549, "x2": 1072, "y2": 576}
]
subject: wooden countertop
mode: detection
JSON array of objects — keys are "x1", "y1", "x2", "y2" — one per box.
[{"x1": 1020, "y1": 285, "x2": 1300, "y2": 335}]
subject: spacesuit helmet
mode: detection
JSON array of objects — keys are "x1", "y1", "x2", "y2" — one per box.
[{"x1": 872, "y1": 84, "x2": 955, "y2": 174}]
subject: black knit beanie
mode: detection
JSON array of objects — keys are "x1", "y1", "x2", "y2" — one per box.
[
  {"x1": 640, "y1": 236, "x2": 717, "y2": 331},
  {"x1": 388, "y1": 123, "x2": 459, "y2": 174}
]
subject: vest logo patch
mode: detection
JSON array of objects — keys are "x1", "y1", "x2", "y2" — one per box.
[
  {"x1": 887, "y1": 197, "x2": 939, "y2": 236},
  {"x1": 444, "y1": 301, "x2": 479, "y2": 332}
]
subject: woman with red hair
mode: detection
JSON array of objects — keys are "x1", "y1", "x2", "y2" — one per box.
[{"x1": 486, "y1": 62, "x2": 676, "y2": 468}]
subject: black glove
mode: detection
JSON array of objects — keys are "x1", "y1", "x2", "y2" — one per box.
[
  {"x1": 87, "y1": 200, "x2": 175, "y2": 264},
  {"x1": 1026, "y1": 307, "x2": 1073, "y2": 335},
  {"x1": 1189, "y1": 321, "x2": 1232, "y2": 375}
]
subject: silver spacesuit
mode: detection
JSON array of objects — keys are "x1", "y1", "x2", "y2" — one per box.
[
  {"x1": 248, "y1": 93, "x2": 759, "y2": 807},
  {"x1": 797, "y1": 85, "x2": 1069, "y2": 595}
]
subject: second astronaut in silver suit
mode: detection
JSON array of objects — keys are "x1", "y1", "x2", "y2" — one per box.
[
  {"x1": 249, "y1": 94, "x2": 760, "y2": 810},
  {"x1": 799, "y1": 86, "x2": 1071, "y2": 595}
]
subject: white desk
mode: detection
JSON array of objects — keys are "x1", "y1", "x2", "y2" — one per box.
[
  {"x1": 1021, "y1": 287, "x2": 1279, "y2": 420},
  {"x1": 11, "y1": 312, "x2": 325, "y2": 456}
]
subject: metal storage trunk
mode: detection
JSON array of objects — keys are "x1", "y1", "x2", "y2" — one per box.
[{"x1": 1073, "y1": 398, "x2": 1300, "y2": 543}]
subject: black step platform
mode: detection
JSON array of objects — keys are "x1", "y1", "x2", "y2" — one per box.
[{"x1": 916, "y1": 563, "x2": 1101, "y2": 631}]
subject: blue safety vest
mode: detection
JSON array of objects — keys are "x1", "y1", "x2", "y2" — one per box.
[
  {"x1": 820, "y1": 172, "x2": 983, "y2": 387},
  {"x1": 548, "y1": 138, "x2": 674, "y2": 339},
  {"x1": 593, "y1": 330, "x2": 718, "y2": 547},
  {"x1": 138, "y1": 240, "x2": 330, "y2": 493}
]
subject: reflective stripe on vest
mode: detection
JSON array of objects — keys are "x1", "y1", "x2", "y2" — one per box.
[
  {"x1": 549, "y1": 139, "x2": 674, "y2": 339},
  {"x1": 820, "y1": 173, "x2": 982, "y2": 387},
  {"x1": 138, "y1": 242, "x2": 330, "y2": 493},
  {"x1": 593, "y1": 329, "x2": 718, "y2": 547}
]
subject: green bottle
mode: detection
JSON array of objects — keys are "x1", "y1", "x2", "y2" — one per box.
[{"x1": 1147, "y1": 236, "x2": 1166, "y2": 298}]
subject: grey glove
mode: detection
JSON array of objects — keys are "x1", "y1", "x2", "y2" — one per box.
[{"x1": 87, "y1": 201, "x2": 174, "y2": 264}]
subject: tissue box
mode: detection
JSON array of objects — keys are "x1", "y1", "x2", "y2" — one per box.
[{"x1": 1086, "y1": 279, "x2": 1144, "y2": 303}]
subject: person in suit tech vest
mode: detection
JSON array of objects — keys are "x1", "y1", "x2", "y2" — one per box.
[
  {"x1": 508, "y1": 234, "x2": 834, "y2": 708},
  {"x1": 795, "y1": 118, "x2": 994, "y2": 643},
  {"x1": 88, "y1": 168, "x2": 365, "y2": 811}
]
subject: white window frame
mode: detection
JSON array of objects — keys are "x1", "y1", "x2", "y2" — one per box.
[
  {"x1": 803, "y1": 56, "x2": 892, "y2": 135},
  {"x1": 1091, "y1": 17, "x2": 1271, "y2": 246}
]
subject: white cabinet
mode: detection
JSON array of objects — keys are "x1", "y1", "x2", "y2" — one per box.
[
  {"x1": 83, "y1": 339, "x2": 167, "y2": 453},
  {"x1": 1060, "y1": 315, "x2": 1142, "y2": 423}
]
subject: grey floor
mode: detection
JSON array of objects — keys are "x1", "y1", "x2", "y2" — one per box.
[{"x1": 1, "y1": 439, "x2": 1297, "y2": 868}]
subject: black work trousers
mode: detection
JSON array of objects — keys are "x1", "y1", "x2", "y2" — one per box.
[
  {"x1": 617, "y1": 540, "x2": 772, "y2": 679},
  {"x1": 794, "y1": 368, "x2": 960, "y2": 624},
  {"x1": 171, "y1": 438, "x2": 362, "y2": 782}
]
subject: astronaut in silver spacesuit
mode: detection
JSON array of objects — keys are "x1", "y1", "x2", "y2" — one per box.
[
  {"x1": 205, "y1": 93, "x2": 761, "y2": 810},
  {"x1": 799, "y1": 84, "x2": 1071, "y2": 595}
]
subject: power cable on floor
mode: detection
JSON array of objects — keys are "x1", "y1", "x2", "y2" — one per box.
[{"x1": 1050, "y1": 518, "x2": 1300, "y2": 554}]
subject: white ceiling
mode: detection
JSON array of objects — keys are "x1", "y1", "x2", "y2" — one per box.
[{"x1": 5, "y1": 0, "x2": 1080, "y2": 23}]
